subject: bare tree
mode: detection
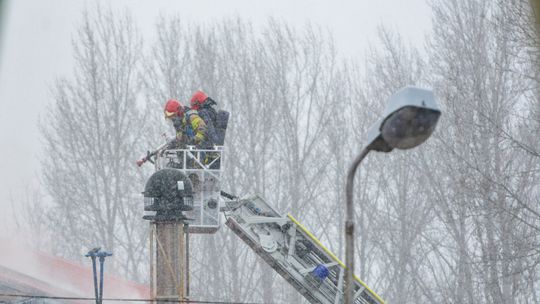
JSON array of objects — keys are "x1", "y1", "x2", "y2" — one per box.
[
  {"x1": 41, "y1": 7, "x2": 147, "y2": 280},
  {"x1": 423, "y1": 0, "x2": 540, "y2": 302},
  {"x1": 10, "y1": 185, "x2": 51, "y2": 251}
]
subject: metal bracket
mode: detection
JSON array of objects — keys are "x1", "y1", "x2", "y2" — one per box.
[{"x1": 259, "y1": 234, "x2": 278, "y2": 253}]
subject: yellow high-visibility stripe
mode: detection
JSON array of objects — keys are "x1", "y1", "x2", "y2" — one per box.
[{"x1": 287, "y1": 213, "x2": 385, "y2": 304}]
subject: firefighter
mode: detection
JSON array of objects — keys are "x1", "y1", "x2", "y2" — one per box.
[
  {"x1": 190, "y1": 91, "x2": 229, "y2": 169},
  {"x1": 164, "y1": 99, "x2": 207, "y2": 147},
  {"x1": 190, "y1": 90, "x2": 219, "y2": 147}
]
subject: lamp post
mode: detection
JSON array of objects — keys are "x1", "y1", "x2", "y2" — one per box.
[
  {"x1": 344, "y1": 86, "x2": 441, "y2": 304},
  {"x1": 85, "y1": 248, "x2": 112, "y2": 304}
]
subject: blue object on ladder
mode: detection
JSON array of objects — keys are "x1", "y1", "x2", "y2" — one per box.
[{"x1": 312, "y1": 264, "x2": 330, "y2": 281}]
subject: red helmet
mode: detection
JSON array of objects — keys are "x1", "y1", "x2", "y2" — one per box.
[
  {"x1": 190, "y1": 90, "x2": 208, "y2": 110},
  {"x1": 164, "y1": 99, "x2": 184, "y2": 118}
]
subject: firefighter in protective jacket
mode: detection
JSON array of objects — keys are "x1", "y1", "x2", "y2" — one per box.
[
  {"x1": 190, "y1": 90, "x2": 219, "y2": 147},
  {"x1": 164, "y1": 99, "x2": 207, "y2": 146}
]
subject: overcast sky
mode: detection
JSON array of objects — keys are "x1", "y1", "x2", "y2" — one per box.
[{"x1": 0, "y1": 0, "x2": 431, "y2": 235}]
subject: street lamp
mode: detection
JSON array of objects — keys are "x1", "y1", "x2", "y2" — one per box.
[
  {"x1": 344, "y1": 86, "x2": 441, "y2": 304},
  {"x1": 85, "y1": 248, "x2": 113, "y2": 304}
]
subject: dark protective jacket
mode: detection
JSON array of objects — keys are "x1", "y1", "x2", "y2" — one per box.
[
  {"x1": 198, "y1": 103, "x2": 229, "y2": 146},
  {"x1": 198, "y1": 104, "x2": 219, "y2": 146}
]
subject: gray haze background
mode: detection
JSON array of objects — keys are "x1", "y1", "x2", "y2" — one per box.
[{"x1": 0, "y1": 0, "x2": 430, "y2": 234}]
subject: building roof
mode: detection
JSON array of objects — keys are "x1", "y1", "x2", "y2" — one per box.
[{"x1": 0, "y1": 239, "x2": 150, "y2": 303}]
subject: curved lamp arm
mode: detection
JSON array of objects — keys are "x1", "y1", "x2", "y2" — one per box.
[{"x1": 344, "y1": 146, "x2": 371, "y2": 304}]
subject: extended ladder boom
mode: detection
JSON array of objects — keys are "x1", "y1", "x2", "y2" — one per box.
[{"x1": 222, "y1": 195, "x2": 384, "y2": 304}]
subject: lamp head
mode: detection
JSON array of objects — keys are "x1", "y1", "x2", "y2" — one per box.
[{"x1": 366, "y1": 86, "x2": 441, "y2": 152}]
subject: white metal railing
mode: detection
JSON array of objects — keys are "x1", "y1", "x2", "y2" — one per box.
[
  {"x1": 154, "y1": 146, "x2": 224, "y2": 234},
  {"x1": 154, "y1": 146, "x2": 224, "y2": 172}
]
